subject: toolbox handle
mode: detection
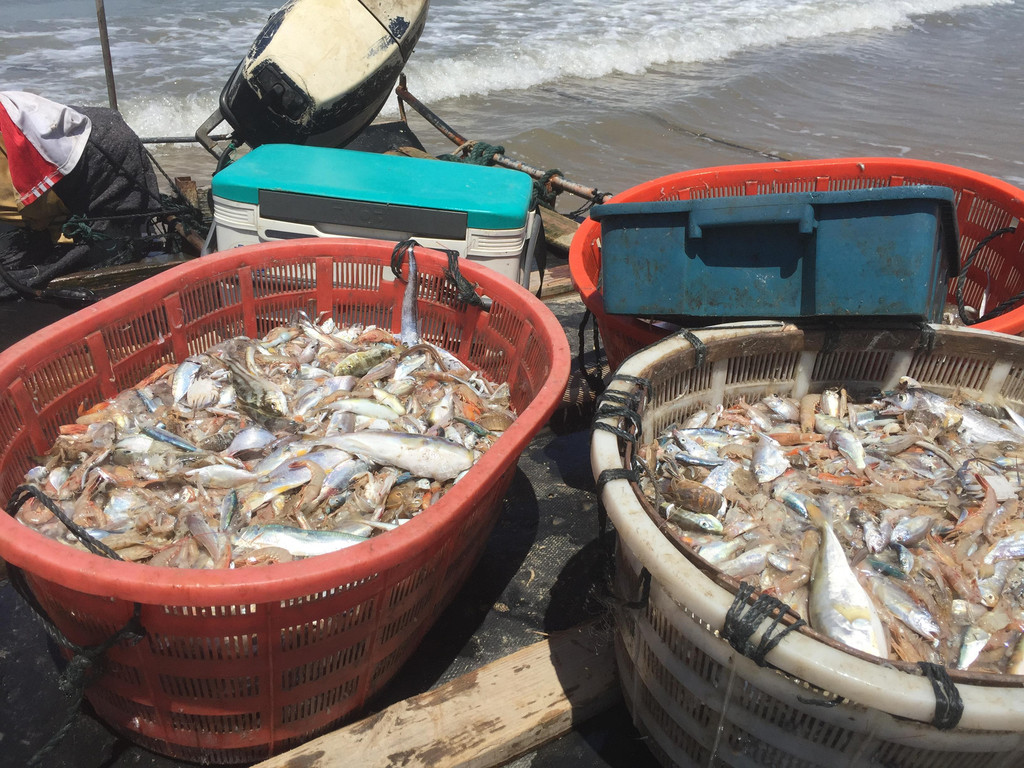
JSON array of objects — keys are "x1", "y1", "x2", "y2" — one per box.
[{"x1": 687, "y1": 202, "x2": 818, "y2": 239}]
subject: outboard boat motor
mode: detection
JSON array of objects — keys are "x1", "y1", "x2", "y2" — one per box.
[{"x1": 197, "y1": 0, "x2": 429, "y2": 157}]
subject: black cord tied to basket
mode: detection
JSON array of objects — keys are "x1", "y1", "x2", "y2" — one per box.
[
  {"x1": 6, "y1": 484, "x2": 123, "y2": 560},
  {"x1": 5, "y1": 484, "x2": 147, "y2": 766},
  {"x1": 820, "y1": 321, "x2": 843, "y2": 357},
  {"x1": 722, "y1": 582, "x2": 807, "y2": 667},
  {"x1": 595, "y1": 467, "x2": 640, "y2": 491},
  {"x1": 595, "y1": 389, "x2": 637, "y2": 409},
  {"x1": 390, "y1": 238, "x2": 417, "y2": 281},
  {"x1": 577, "y1": 309, "x2": 606, "y2": 394},
  {"x1": 956, "y1": 225, "x2": 1017, "y2": 325},
  {"x1": 917, "y1": 321, "x2": 937, "y2": 354},
  {"x1": 672, "y1": 328, "x2": 709, "y2": 369},
  {"x1": 596, "y1": 374, "x2": 651, "y2": 411},
  {"x1": 441, "y1": 247, "x2": 485, "y2": 308},
  {"x1": 592, "y1": 373, "x2": 650, "y2": 446},
  {"x1": 591, "y1": 418, "x2": 638, "y2": 445},
  {"x1": 917, "y1": 661, "x2": 964, "y2": 730},
  {"x1": 593, "y1": 467, "x2": 640, "y2": 579},
  {"x1": 592, "y1": 404, "x2": 642, "y2": 437}
]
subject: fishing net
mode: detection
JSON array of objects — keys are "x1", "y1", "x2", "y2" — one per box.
[{"x1": 0, "y1": 106, "x2": 184, "y2": 300}]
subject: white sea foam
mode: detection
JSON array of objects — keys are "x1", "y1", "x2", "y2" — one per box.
[
  {"x1": 1, "y1": 0, "x2": 1008, "y2": 112},
  {"x1": 391, "y1": 0, "x2": 1010, "y2": 106}
]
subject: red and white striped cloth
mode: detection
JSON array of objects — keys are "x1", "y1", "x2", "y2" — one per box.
[{"x1": 0, "y1": 91, "x2": 92, "y2": 206}]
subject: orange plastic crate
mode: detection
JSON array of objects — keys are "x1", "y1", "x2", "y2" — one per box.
[
  {"x1": 570, "y1": 158, "x2": 1024, "y2": 370},
  {"x1": 0, "y1": 238, "x2": 570, "y2": 763}
]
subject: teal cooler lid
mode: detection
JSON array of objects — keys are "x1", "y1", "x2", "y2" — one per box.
[{"x1": 212, "y1": 144, "x2": 534, "y2": 230}]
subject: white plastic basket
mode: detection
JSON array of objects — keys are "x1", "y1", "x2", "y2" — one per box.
[{"x1": 591, "y1": 321, "x2": 1024, "y2": 768}]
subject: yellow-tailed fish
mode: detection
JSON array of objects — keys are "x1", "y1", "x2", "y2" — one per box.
[{"x1": 806, "y1": 500, "x2": 888, "y2": 657}]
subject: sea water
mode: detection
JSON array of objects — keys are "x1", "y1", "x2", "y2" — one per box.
[{"x1": 1, "y1": 0, "x2": 1022, "y2": 198}]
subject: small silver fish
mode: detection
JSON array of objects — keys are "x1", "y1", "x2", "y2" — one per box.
[
  {"x1": 956, "y1": 625, "x2": 991, "y2": 670},
  {"x1": 752, "y1": 434, "x2": 789, "y2": 484},
  {"x1": 171, "y1": 358, "x2": 202, "y2": 403},
  {"x1": 322, "y1": 430, "x2": 475, "y2": 481},
  {"x1": 718, "y1": 544, "x2": 775, "y2": 579},
  {"x1": 984, "y1": 531, "x2": 1024, "y2": 564},
  {"x1": 185, "y1": 464, "x2": 258, "y2": 489},
  {"x1": 321, "y1": 397, "x2": 403, "y2": 422},
  {"x1": 762, "y1": 394, "x2": 800, "y2": 423},
  {"x1": 224, "y1": 425, "x2": 277, "y2": 457},
  {"x1": 665, "y1": 503, "x2": 724, "y2": 534},
  {"x1": 868, "y1": 573, "x2": 941, "y2": 644},
  {"x1": 820, "y1": 388, "x2": 842, "y2": 418},
  {"x1": 235, "y1": 524, "x2": 366, "y2": 557},
  {"x1": 977, "y1": 560, "x2": 1014, "y2": 607},
  {"x1": 825, "y1": 426, "x2": 866, "y2": 472},
  {"x1": 696, "y1": 538, "x2": 746, "y2": 564},
  {"x1": 891, "y1": 515, "x2": 935, "y2": 547}
]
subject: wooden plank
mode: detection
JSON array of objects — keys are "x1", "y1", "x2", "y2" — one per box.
[
  {"x1": 47, "y1": 258, "x2": 190, "y2": 292},
  {"x1": 532, "y1": 263, "x2": 575, "y2": 299},
  {"x1": 253, "y1": 620, "x2": 618, "y2": 768},
  {"x1": 538, "y1": 206, "x2": 578, "y2": 259}
]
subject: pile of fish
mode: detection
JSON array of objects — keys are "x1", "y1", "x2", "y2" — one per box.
[
  {"x1": 15, "y1": 295, "x2": 515, "y2": 568},
  {"x1": 637, "y1": 379, "x2": 1024, "y2": 674}
]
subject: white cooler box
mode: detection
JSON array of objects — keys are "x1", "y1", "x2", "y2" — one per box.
[{"x1": 211, "y1": 144, "x2": 541, "y2": 287}]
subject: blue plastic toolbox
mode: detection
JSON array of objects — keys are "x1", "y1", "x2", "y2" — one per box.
[{"x1": 591, "y1": 185, "x2": 960, "y2": 322}]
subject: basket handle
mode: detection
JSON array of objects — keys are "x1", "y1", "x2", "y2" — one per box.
[{"x1": 688, "y1": 201, "x2": 817, "y2": 238}]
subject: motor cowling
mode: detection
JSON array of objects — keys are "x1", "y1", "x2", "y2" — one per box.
[{"x1": 198, "y1": 0, "x2": 429, "y2": 154}]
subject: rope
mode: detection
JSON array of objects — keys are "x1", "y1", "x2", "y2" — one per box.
[
  {"x1": 438, "y1": 140, "x2": 505, "y2": 166},
  {"x1": 7, "y1": 485, "x2": 123, "y2": 559},
  {"x1": 390, "y1": 238, "x2": 417, "y2": 280},
  {"x1": 0, "y1": 251, "x2": 98, "y2": 305},
  {"x1": 917, "y1": 661, "x2": 964, "y2": 730},
  {"x1": 442, "y1": 249, "x2": 484, "y2": 307},
  {"x1": 595, "y1": 467, "x2": 640, "y2": 490},
  {"x1": 592, "y1": 374, "x2": 649, "y2": 438},
  {"x1": 721, "y1": 582, "x2": 806, "y2": 667},
  {"x1": 533, "y1": 168, "x2": 563, "y2": 210},
  {"x1": 956, "y1": 226, "x2": 1017, "y2": 325},
  {"x1": 438, "y1": 140, "x2": 568, "y2": 210},
  {"x1": 672, "y1": 328, "x2": 708, "y2": 369},
  {"x1": 5, "y1": 485, "x2": 146, "y2": 765},
  {"x1": 917, "y1": 322, "x2": 937, "y2": 354},
  {"x1": 577, "y1": 310, "x2": 606, "y2": 394},
  {"x1": 593, "y1": 403, "x2": 642, "y2": 435}
]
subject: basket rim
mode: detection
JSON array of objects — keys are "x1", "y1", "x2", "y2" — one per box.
[
  {"x1": 0, "y1": 238, "x2": 571, "y2": 604},
  {"x1": 569, "y1": 155, "x2": 1024, "y2": 336},
  {"x1": 591, "y1": 320, "x2": 1024, "y2": 732}
]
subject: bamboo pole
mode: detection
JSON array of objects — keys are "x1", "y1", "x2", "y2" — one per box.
[
  {"x1": 395, "y1": 77, "x2": 614, "y2": 204},
  {"x1": 94, "y1": 0, "x2": 118, "y2": 111}
]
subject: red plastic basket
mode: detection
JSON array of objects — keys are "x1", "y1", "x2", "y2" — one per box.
[
  {"x1": 569, "y1": 157, "x2": 1024, "y2": 370},
  {"x1": 0, "y1": 239, "x2": 570, "y2": 763}
]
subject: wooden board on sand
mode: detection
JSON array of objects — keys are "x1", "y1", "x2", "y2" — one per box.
[{"x1": 252, "y1": 620, "x2": 618, "y2": 768}]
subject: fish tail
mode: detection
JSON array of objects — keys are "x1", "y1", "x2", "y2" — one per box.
[
  {"x1": 803, "y1": 498, "x2": 827, "y2": 528},
  {"x1": 393, "y1": 239, "x2": 420, "y2": 346}
]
